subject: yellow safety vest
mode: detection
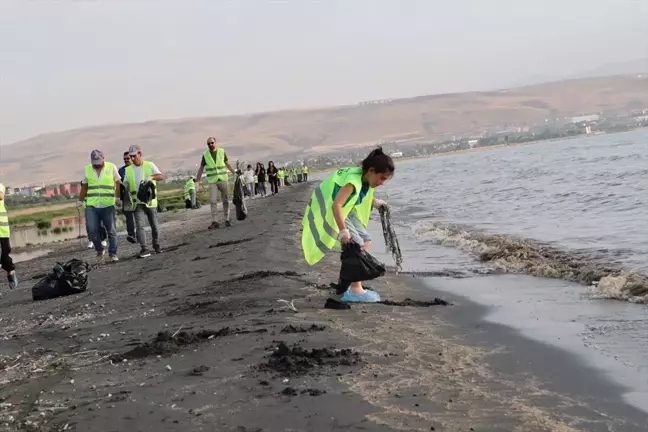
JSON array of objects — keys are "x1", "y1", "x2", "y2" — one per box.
[
  {"x1": 203, "y1": 148, "x2": 228, "y2": 183},
  {"x1": 303, "y1": 166, "x2": 309, "y2": 174},
  {"x1": 183, "y1": 179, "x2": 195, "y2": 200},
  {"x1": 301, "y1": 167, "x2": 374, "y2": 265},
  {"x1": 84, "y1": 162, "x2": 117, "y2": 207},
  {"x1": 254, "y1": 175, "x2": 258, "y2": 184},
  {"x1": 125, "y1": 161, "x2": 158, "y2": 208},
  {"x1": 278, "y1": 170, "x2": 284, "y2": 179},
  {"x1": 0, "y1": 183, "x2": 10, "y2": 238}
]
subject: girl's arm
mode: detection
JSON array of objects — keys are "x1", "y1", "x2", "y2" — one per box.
[{"x1": 332, "y1": 184, "x2": 355, "y2": 232}]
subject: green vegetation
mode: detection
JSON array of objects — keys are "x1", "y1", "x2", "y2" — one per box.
[{"x1": 10, "y1": 207, "x2": 79, "y2": 228}]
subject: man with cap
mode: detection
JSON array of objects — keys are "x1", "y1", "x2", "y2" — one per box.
[
  {"x1": 123, "y1": 145, "x2": 164, "y2": 258},
  {"x1": 118, "y1": 150, "x2": 137, "y2": 243},
  {"x1": 78, "y1": 150, "x2": 121, "y2": 263},
  {"x1": 195, "y1": 137, "x2": 236, "y2": 230}
]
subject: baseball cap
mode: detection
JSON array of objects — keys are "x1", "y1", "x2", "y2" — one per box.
[
  {"x1": 128, "y1": 144, "x2": 142, "y2": 155},
  {"x1": 90, "y1": 150, "x2": 104, "y2": 165}
]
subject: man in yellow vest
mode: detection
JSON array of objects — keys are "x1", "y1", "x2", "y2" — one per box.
[
  {"x1": 184, "y1": 177, "x2": 196, "y2": 209},
  {"x1": 124, "y1": 145, "x2": 165, "y2": 258},
  {"x1": 78, "y1": 150, "x2": 121, "y2": 263},
  {"x1": 0, "y1": 182, "x2": 17, "y2": 289},
  {"x1": 195, "y1": 137, "x2": 236, "y2": 230},
  {"x1": 302, "y1": 165, "x2": 309, "y2": 182}
]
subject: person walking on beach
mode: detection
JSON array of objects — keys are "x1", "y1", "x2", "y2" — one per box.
[
  {"x1": 244, "y1": 164, "x2": 255, "y2": 198},
  {"x1": 124, "y1": 145, "x2": 165, "y2": 258},
  {"x1": 184, "y1": 177, "x2": 196, "y2": 209},
  {"x1": 278, "y1": 167, "x2": 285, "y2": 187},
  {"x1": 267, "y1": 161, "x2": 279, "y2": 195},
  {"x1": 0, "y1": 182, "x2": 18, "y2": 290},
  {"x1": 79, "y1": 150, "x2": 121, "y2": 263},
  {"x1": 255, "y1": 162, "x2": 267, "y2": 197},
  {"x1": 302, "y1": 165, "x2": 309, "y2": 182},
  {"x1": 301, "y1": 147, "x2": 392, "y2": 303},
  {"x1": 195, "y1": 137, "x2": 236, "y2": 229},
  {"x1": 118, "y1": 150, "x2": 137, "y2": 243}
]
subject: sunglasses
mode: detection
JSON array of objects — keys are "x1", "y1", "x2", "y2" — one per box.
[{"x1": 207, "y1": 142, "x2": 215, "y2": 145}]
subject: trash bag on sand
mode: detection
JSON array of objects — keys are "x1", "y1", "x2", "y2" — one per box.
[
  {"x1": 339, "y1": 242, "x2": 386, "y2": 283},
  {"x1": 32, "y1": 259, "x2": 90, "y2": 301},
  {"x1": 233, "y1": 172, "x2": 247, "y2": 221}
]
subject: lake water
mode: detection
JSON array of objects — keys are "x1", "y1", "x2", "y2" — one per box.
[{"x1": 369, "y1": 129, "x2": 648, "y2": 413}]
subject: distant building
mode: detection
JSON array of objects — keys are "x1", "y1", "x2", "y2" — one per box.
[
  {"x1": 390, "y1": 151, "x2": 403, "y2": 158},
  {"x1": 570, "y1": 114, "x2": 600, "y2": 124},
  {"x1": 43, "y1": 186, "x2": 59, "y2": 198}
]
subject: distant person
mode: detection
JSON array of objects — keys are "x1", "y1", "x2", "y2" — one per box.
[
  {"x1": 244, "y1": 164, "x2": 255, "y2": 198},
  {"x1": 0, "y1": 182, "x2": 18, "y2": 290},
  {"x1": 78, "y1": 150, "x2": 121, "y2": 263},
  {"x1": 195, "y1": 137, "x2": 236, "y2": 229},
  {"x1": 302, "y1": 165, "x2": 309, "y2": 182},
  {"x1": 255, "y1": 162, "x2": 267, "y2": 197},
  {"x1": 278, "y1": 167, "x2": 285, "y2": 187},
  {"x1": 267, "y1": 161, "x2": 279, "y2": 195},
  {"x1": 118, "y1": 150, "x2": 137, "y2": 243},
  {"x1": 124, "y1": 144, "x2": 165, "y2": 258},
  {"x1": 184, "y1": 177, "x2": 196, "y2": 209},
  {"x1": 301, "y1": 147, "x2": 392, "y2": 303}
]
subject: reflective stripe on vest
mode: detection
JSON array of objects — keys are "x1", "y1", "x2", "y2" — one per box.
[
  {"x1": 84, "y1": 162, "x2": 116, "y2": 207},
  {"x1": 301, "y1": 167, "x2": 364, "y2": 265},
  {"x1": 203, "y1": 148, "x2": 228, "y2": 183},
  {"x1": 0, "y1": 187, "x2": 9, "y2": 237},
  {"x1": 125, "y1": 161, "x2": 158, "y2": 208}
]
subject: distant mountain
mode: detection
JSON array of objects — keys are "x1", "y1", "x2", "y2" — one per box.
[{"x1": 2, "y1": 74, "x2": 648, "y2": 186}]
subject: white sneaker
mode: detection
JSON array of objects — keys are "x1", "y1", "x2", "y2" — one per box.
[
  {"x1": 87, "y1": 241, "x2": 94, "y2": 249},
  {"x1": 109, "y1": 255, "x2": 119, "y2": 263},
  {"x1": 101, "y1": 240, "x2": 107, "y2": 247}
]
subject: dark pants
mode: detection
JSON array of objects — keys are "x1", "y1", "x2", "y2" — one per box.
[
  {"x1": 270, "y1": 178, "x2": 279, "y2": 194},
  {"x1": 303, "y1": 173, "x2": 308, "y2": 182},
  {"x1": 124, "y1": 210, "x2": 136, "y2": 237},
  {"x1": 135, "y1": 204, "x2": 160, "y2": 251},
  {"x1": 86, "y1": 206, "x2": 118, "y2": 255},
  {"x1": 0, "y1": 237, "x2": 15, "y2": 273}
]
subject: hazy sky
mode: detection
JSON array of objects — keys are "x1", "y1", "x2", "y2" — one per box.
[{"x1": 1, "y1": 0, "x2": 646, "y2": 145}]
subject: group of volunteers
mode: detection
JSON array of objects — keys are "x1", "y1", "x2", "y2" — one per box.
[{"x1": 1, "y1": 138, "x2": 393, "y2": 305}]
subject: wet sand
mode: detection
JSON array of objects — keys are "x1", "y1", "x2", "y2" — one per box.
[{"x1": 1, "y1": 184, "x2": 647, "y2": 432}]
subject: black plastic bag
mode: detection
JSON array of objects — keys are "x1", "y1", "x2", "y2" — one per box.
[
  {"x1": 137, "y1": 180, "x2": 156, "y2": 205},
  {"x1": 339, "y1": 242, "x2": 386, "y2": 283},
  {"x1": 32, "y1": 259, "x2": 90, "y2": 301},
  {"x1": 233, "y1": 172, "x2": 248, "y2": 221}
]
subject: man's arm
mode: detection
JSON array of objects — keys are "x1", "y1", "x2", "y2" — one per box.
[
  {"x1": 195, "y1": 156, "x2": 206, "y2": 186},
  {"x1": 224, "y1": 152, "x2": 235, "y2": 175},
  {"x1": 79, "y1": 184, "x2": 88, "y2": 201},
  {"x1": 112, "y1": 166, "x2": 122, "y2": 198},
  {"x1": 149, "y1": 163, "x2": 165, "y2": 182}
]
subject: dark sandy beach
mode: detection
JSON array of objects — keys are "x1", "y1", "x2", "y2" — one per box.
[{"x1": 1, "y1": 184, "x2": 647, "y2": 432}]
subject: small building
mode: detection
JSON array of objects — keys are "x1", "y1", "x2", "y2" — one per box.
[
  {"x1": 43, "y1": 185, "x2": 59, "y2": 198},
  {"x1": 570, "y1": 114, "x2": 600, "y2": 124}
]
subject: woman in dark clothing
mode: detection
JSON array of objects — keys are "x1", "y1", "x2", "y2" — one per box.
[
  {"x1": 255, "y1": 162, "x2": 267, "y2": 197},
  {"x1": 267, "y1": 161, "x2": 279, "y2": 195}
]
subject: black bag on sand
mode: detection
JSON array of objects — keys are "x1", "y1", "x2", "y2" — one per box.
[
  {"x1": 233, "y1": 173, "x2": 248, "y2": 221},
  {"x1": 32, "y1": 259, "x2": 90, "y2": 301},
  {"x1": 339, "y1": 242, "x2": 386, "y2": 283}
]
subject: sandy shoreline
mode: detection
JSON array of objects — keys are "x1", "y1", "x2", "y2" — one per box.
[{"x1": 1, "y1": 184, "x2": 646, "y2": 431}]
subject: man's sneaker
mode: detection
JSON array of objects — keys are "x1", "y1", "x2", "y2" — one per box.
[
  {"x1": 96, "y1": 250, "x2": 106, "y2": 264},
  {"x1": 153, "y1": 245, "x2": 162, "y2": 254},
  {"x1": 101, "y1": 240, "x2": 107, "y2": 247},
  {"x1": 341, "y1": 289, "x2": 381, "y2": 303},
  {"x1": 138, "y1": 249, "x2": 151, "y2": 258},
  {"x1": 87, "y1": 241, "x2": 94, "y2": 249},
  {"x1": 208, "y1": 222, "x2": 220, "y2": 230},
  {"x1": 126, "y1": 235, "x2": 137, "y2": 244},
  {"x1": 109, "y1": 255, "x2": 119, "y2": 263},
  {"x1": 7, "y1": 272, "x2": 18, "y2": 290},
  {"x1": 224, "y1": 220, "x2": 232, "y2": 228}
]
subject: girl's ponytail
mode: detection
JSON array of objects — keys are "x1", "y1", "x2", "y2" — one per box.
[{"x1": 361, "y1": 146, "x2": 395, "y2": 174}]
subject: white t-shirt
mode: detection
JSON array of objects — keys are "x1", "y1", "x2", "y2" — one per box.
[
  {"x1": 123, "y1": 162, "x2": 162, "y2": 190},
  {"x1": 81, "y1": 165, "x2": 121, "y2": 208},
  {"x1": 244, "y1": 169, "x2": 255, "y2": 184}
]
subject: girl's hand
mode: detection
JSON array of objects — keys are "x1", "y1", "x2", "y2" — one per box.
[
  {"x1": 374, "y1": 198, "x2": 387, "y2": 208},
  {"x1": 339, "y1": 229, "x2": 351, "y2": 244}
]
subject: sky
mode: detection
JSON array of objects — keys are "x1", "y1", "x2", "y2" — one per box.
[{"x1": 0, "y1": 0, "x2": 647, "y2": 145}]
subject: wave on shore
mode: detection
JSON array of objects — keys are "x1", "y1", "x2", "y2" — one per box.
[{"x1": 413, "y1": 220, "x2": 648, "y2": 303}]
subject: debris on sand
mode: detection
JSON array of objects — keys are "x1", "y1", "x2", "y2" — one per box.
[
  {"x1": 279, "y1": 387, "x2": 327, "y2": 397},
  {"x1": 280, "y1": 324, "x2": 326, "y2": 334},
  {"x1": 261, "y1": 342, "x2": 360, "y2": 377},
  {"x1": 324, "y1": 298, "x2": 351, "y2": 310},
  {"x1": 379, "y1": 298, "x2": 449, "y2": 307},
  {"x1": 188, "y1": 365, "x2": 210, "y2": 376},
  {"x1": 110, "y1": 327, "x2": 266, "y2": 362}
]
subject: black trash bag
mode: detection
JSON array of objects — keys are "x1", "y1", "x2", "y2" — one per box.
[
  {"x1": 185, "y1": 199, "x2": 192, "y2": 209},
  {"x1": 233, "y1": 171, "x2": 248, "y2": 221},
  {"x1": 338, "y1": 242, "x2": 386, "y2": 283},
  {"x1": 32, "y1": 259, "x2": 90, "y2": 301},
  {"x1": 137, "y1": 180, "x2": 156, "y2": 205},
  {"x1": 157, "y1": 201, "x2": 167, "y2": 213}
]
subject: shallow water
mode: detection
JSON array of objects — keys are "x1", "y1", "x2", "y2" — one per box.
[{"x1": 367, "y1": 129, "x2": 648, "y2": 414}]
